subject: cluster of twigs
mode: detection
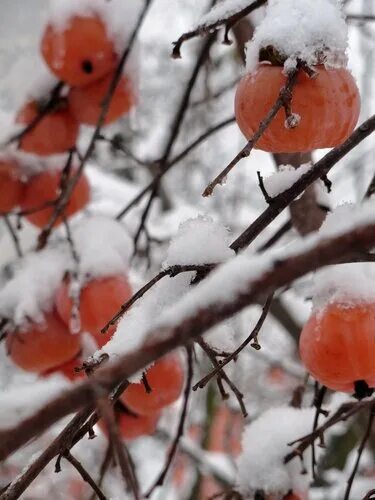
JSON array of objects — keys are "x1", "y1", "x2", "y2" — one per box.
[{"x1": 2, "y1": 1, "x2": 375, "y2": 500}]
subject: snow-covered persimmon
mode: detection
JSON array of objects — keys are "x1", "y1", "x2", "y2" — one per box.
[
  {"x1": 41, "y1": 354, "x2": 84, "y2": 381},
  {"x1": 0, "y1": 160, "x2": 25, "y2": 213},
  {"x1": 6, "y1": 312, "x2": 81, "y2": 373},
  {"x1": 98, "y1": 408, "x2": 160, "y2": 441},
  {"x1": 55, "y1": 275, "x2": 132, "y2": 348},
  {"x1": 41, "y1": 15, "x2": 117, "y2": 87},
  {"x1": 21, "y1": 167, "x2": 90, "y2": 228},
  {"x1": 121, "y1": 353, "x2": 185, "y2": 415},
  {"x1": 16, "y1": 100, "x2": 79, "y2": 156},
  {"x1": 68, "y1": 72, "x2": 135, "y2": 126},
  {"x1": 299, "y1": 302, "x2": 375, "y2": 396},
  {"x1": 235, "y1": 65, "x2": 360, "y2": 153}
]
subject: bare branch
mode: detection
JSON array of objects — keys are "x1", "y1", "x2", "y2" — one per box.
[
  {"x1": 63, "y1": 451, "x2": 108, "y2": 500},
  {"x1": 202, "y1": 69, "x2": 299, "y2": 197},
  {"x1": 145, "y1": 347, "x2": 194, "y2": 496},
  {"x1": 172, "y1": 0, "x2": 267, "y2": 58}
]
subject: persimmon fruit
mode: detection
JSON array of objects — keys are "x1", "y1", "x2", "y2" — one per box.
[
  {"x1": 99, "y1": 408, "x2": 160, "y2": 441},
  {"x1": 16, "y1": 100, "x2": 79, "y2": 156},
  {"x1": 121, "y1": 353, "x2": 185, "y2": 415},
  {"x1": 0, "y1": 161, "x2": 25, "y2": 213},
  {"x1": 21, "y1": 167, "x2": 90, "y2": 228},
  {"x1": 299, "y1": 302, "x2": 375, "y2": 396},
  {"x1": 235, "y1": 65, "x2": 360, "y2": 153},
  {"x1": 42, "y1": 354, "x2": 84, "y2": 381},
  {"x1": 41, "y1": 15, "x2": 117, "y2": 87},
  {"x1": 6, "y1": 312, "x2": 81, "y2": 373},
  {"x1": 55, "y1": 275, "x2": 132, "y2": 348},
  {"x1": 68, "y1": 72, "x2": 135, "y2": 126}
]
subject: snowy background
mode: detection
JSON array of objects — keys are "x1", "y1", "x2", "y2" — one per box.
[{"x1": 0, "y1": 0, "x2": 374, "y2": 499}]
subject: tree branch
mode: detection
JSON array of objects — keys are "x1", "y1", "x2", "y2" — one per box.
[{"x1": 2, "y1": 222, "x2": 375, "y2": 465}]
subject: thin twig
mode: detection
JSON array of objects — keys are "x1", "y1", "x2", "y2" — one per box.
[
  {"x1": 202, "y1": 69, "x2": 299, "y2": 197},
  {"x1": 193, "y1": 294, "x2": 273, "y2": 391},
  {"x1": 145, "y1": 347, "x2": 194, "y2": 496},
  {"x1": 284, "y1": 398, "x2": 375, "y2": 465},
  {"x1": 36, "y1": 0, "x2": 153, "y2": 250},
  {"x1": 198, "y1": 338, "x2": 247, "y2": 417},
  {"x1": 230, "y1": 113, "x2": 375, "y2": 252},
  {"x1": 344, "y1": 405, "x2": 375, "y2": 500},
  {"x1": 101, "y1": 264, "x2": 214, "y2": 333},
  {"x1": 6, "y1": 82, "x2": 64, "y2": 146},
  {"x1": 311, "y1": 385, "x2": 327, "y2": 479},
  {"x1": 3, "y1": 215, "x2": 22, "y2": 258},
  {"x1": 89, "y1": 443, "x2": 113, "y2": 500},
  {"x1": 115, "y1": 116, "x2": 235, "y2": 220},
  {"x1": 96, "y1": 397, "x2": 140, "y2": 500},
  {"x1": 63, "y1": 451, "x2": 108, "y2": 500},
  {"x1": 130, "y1": 32, "x2": 217, "y2": 254},
  {"x1": 172, "y1": 0, "x2": 267, "y2": 58},
  {"x1": 3, "y1": 224, "x2": 375, "y2": 477}
]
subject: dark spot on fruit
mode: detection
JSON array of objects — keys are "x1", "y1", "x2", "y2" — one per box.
[{"x1": 81, "y1": 60, "x2": 94, "y2": 74}]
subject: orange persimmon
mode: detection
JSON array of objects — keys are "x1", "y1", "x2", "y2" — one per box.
[
  {"x1": 0, "y1": 161, "x2": 25, "y2": 213},
  {"x1": 55, "y1": 275, "x2": 132, "y2": 348},
  {"x1": 41, "y1": 15, "x2": 117, "y2": 87},
  {"x1": 6, "y1": 312, "x2": 81, "y2": 373},
  {"x1": 121, "y1": 353, "x2": 185, "y2": 415},
  {"x1": 21, "y1": 167, "x2": 90, "y2": 228},
  {"x1": 42, "y1": 354, "x2": 84, "y2": 381},
  {"x1": 235, "y1": 64, "x2": 360, "y2": 153},
  {"x1": 68, "y1": 72, "x2": 135, "y2": 126},
  {"x1": 99, "y1": 408, "x2": 160, "y2": 441},
  {"x1": 299, "y1": 302, "x2": 375, "y2": 396},
  {"x1": 16, "y1": 100, "x2": 79, "y2": 156}
]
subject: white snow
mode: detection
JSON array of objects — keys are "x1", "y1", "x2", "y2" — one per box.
[
  {"x1": 236, "y1": 406, "x2": 315, "y2": 495},
  {"x1": 151, "y1": 199, "x2": 375, "y2": 336},
  {"x1": 70, "y1": 216, "x2": 133, "y2": 281},
  {"x1": 312, "y1": 262, "x2": 375, "y2": 311},
  {"x1": 45, "y1": 0, "x2": 143, "y2": 54},
  {"x1": 263, "y1": 163, "x2": 312, "y2": 198},
  {"x1": 100, "y1": 273, "x2": 194, "y2": 380},
  {"x1": 245, "y1": 0, "x2": 348, "y2": 73},
  {"x1": 198, "y1": 0, "x2": 255, "y2": 27},
  {"x1": 0, "y1": 247, "x2": 68, "y2": 326},
  {"x1": 164, "y1": 216, "x2": 234, "y2": 267},
  {"x1": 205, "y1": 322, "x2": 236, "y2": 352},
  {"x1": 0, "y1": 376, "x2": 70, "y2": 430}
]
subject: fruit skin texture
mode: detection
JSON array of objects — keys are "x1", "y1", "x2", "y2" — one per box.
[
  {"x1": 0, "y1": 161, "x2": 25, "y2": 213},
  {"x1": 6, "y1": 312, "x2": 81, "y2": 373},
  {"x1": 55, "y1": 275, "x2": 132, "y2": 348},
  {"x1": 121, "y1": 353, "x2": 185, "y2": 415},
  {"x1": 99, "y1": 409, "x2": 160, "y2": 441},
  {"x1": 41, "y1": 16, "x2": 117, "y2": 87},
  {"x1": 16, "y1": 101, "x2": 79, "y2": 156},
  {"x1": 21, "y1": 167, "x2": 90, "y2": 228},
  {"x1": 299, "y1": 302, "x2": 375, "y2": 392},
  {"x1": 235, "y1": 64, "x2": 360, "y2": 153},
  {"x1": 42, "y1": 355, "x2": 84, "y2": 381},
  {"x1": 68, "y1": 73, "x2": 135, "y2": 126}
]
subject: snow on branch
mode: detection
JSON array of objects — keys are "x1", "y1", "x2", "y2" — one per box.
[
  {"x1": 0, "y1": 377, "x2": 70, "y2": 431},
  {"x1": 172, "y1": 0, "x2": 267, "y2": 58},
  {"x1": 2, "y1": 207, "x2": 375, "y2": 461}
]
